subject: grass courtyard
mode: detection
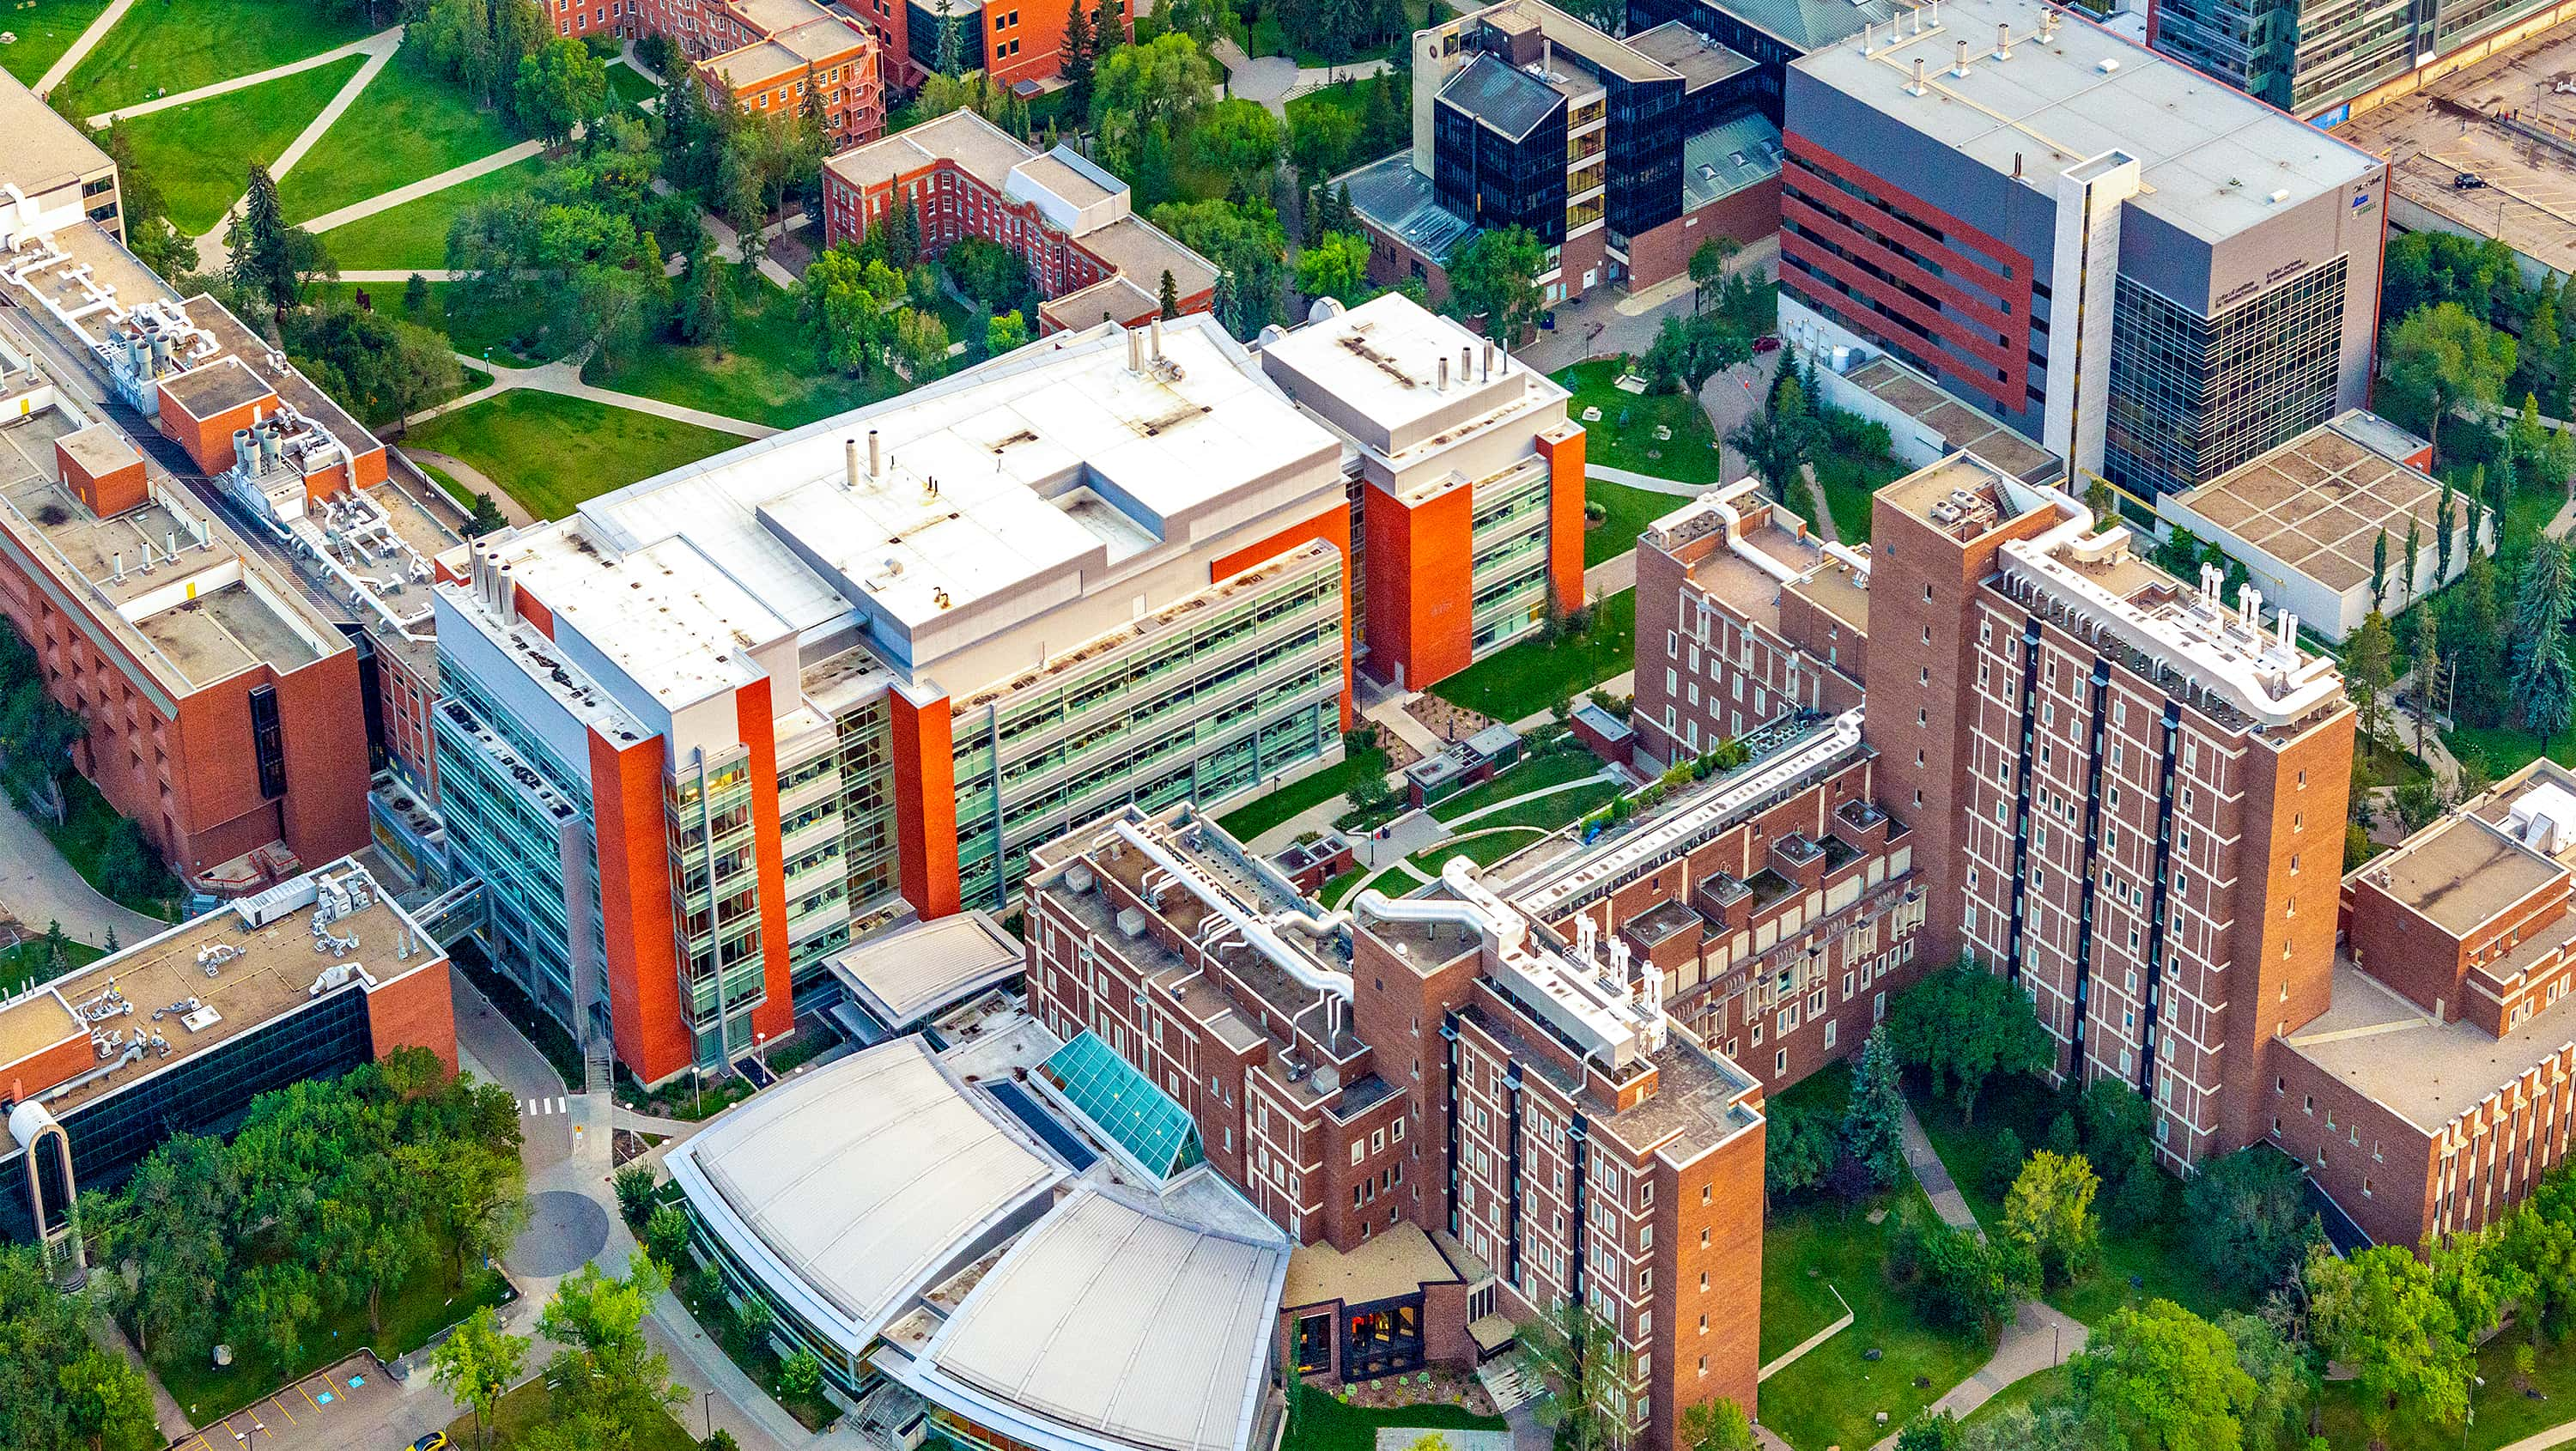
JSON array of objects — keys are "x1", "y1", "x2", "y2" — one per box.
[
  {"x1": 1431, "y1": 590, "x2": 1637, "y2": 726},
  {"x1": 0, "y1": 0, "x2": 111, "y2": 84},
  {"x1": 314, "y1": 153, "x2": 548, "y2": 270},
  {"x1": 401, "y1": 390, "x2": 741, "y2": 520},
  {"x1": 55, "y1": 0, "x2": 377, "y2": 115},
  {"x1": 0, "y1": 935, "x2": 107, "y2": 996},
  {"x1": 157, "y1": 1266, "x2": 509, "y2": 1424},
  {"x1": 311, "y1": 278, "x2": 580, "y2": 367},
  {"x1": 119, "y1": 54, "x2": 364, "y2": 234},
  {"x1": 277, "y1": 46, "x2": 521, "y2": 223},
  {"x1": 447, "y1": 1378, "x2": 701, "y2": 1451},
  {"x1": 1214, "y1": 737, "x2": 1391, "y2": 843},
  {"x1": 1280, "y1": 1382, "x2": 1504, "y2": 1451},
  {"x1": 581, "y1": 270, "x2": 908, "y2": 430},
  {"x1": 1555, "y1": 360, "x2": 1728, "y2": 485},
  {"x1": 1586, "y1": 476, "x2": 1680, "y2": 567},
  {"x1": 1759, "y1": 1068, "x2": 1996, "y2": 1451}
]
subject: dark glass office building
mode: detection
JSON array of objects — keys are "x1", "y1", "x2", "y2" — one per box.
[{"x1": 2154, "y1": 0, "x2": 2557, "y2": 118}]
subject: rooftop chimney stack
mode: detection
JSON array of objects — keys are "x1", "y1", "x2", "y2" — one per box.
[
  {"x1": 1953, "y1": 38, "x2": 1971, "y2": 75},
  {"x1": 846, "y1": 438, "x2": 860, "y2": 490},
  {"x1": 1862, "y1": 20, "x2": 1874, "y2": 50},
  {"x1": 1438, "y1": 356, "x2": 1449, "y2": 392},
  {"x1": 1151, "y1": 313, "x2": 1163, "y2": 359},
  {"x1": 1482, "y1": 340, "x2": 1494, "y2": 379},
  {"x1": 1127, "y1": 325, "x2": 1144, "y2": 373},
  {"x1": 1910, "y1": 56, "x2": 1928, "y2": 93},
  {"x1": 869, "y1": 428, "x2": 882, "y2": 478},
  {"x1": 1995, "y1": 21, "x2": 2010, "y2": 57}
]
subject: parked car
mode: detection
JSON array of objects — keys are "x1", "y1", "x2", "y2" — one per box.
[
  {"x1": 1752, "y1": 334, "x2": 1783, "y2": 353},
  {"x1": 2455, "y1": 171, "x2": 2489, "y2": 190},
  {"x1": 413, "y1": 1434, "x2": 451, "y2": 1451}
]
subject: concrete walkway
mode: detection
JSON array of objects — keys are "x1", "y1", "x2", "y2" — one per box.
[
  {"x1": 2496, "y1": 1415, "x2": 2576, "y2": 1451},
  {"x1": 1364, "y1": 691, "x2": 1450, "y2": 761},
  {"x1": 1591, "y1": 463, "x2": 1716, "y2": 495},
  {"x1": 1803, "y1": 469, "x2": 1842, "y2": 544},
  {"x1": 88, "y1": 1316, "x2": 190, "y2": 1444},
  {"x1": 90, "y1": 24, "x2": 400, "y2": 124},
  {"x1": 303, "y1": 138, "x2": 546, "y2": 235},
  {"x1": 30, "y1": 0, "x2": 134, "y2": 95},
  {"x1": 339, "y1": 269, "x2": 468, "y2": 282},
  {"x1": 1586, "y1": 549, "x2": 1636, "y2": 597},
  {"x1": 190, "y1": 27, "x2": 411, "y2": 271},
  {"x1": 0, "y1": 792, "x2": 168, "y2": 949},
  {"x1": 1868, "y1": 1301, "x2": 2088, "y2": 1449},
  {"x1": 408, "y1": 353, "x2": 777, "y2": 439},
  {"x1": 397, "y1": 446, "x2": 535, "y2": 525},
  {"x1": 1443, "y1": 771, "x2": 1617, "y2": 828},
  {"x1": 1899, "y1": 1098, "x2": 1980, "y2": 1234},
  {"x1": 2545, "y1": 489, "x2": 2576, "y2": 542}
]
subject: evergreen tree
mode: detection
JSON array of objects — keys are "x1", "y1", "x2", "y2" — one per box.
[
  {"x1": 2416, "y1": 605, "x2": 2442, "y2": 753},
  {"x1": 227, "y1": 165, "x2": 299, "y2": 312},
  {"x1": 934, "y1": 0, "x2": 966, "y2": 75},
  {"x1": 2513, "y1": 536, "x2": 2576, "y2": 741},
  {"x1": 1335, "y1": 180, "x2": 1356, "y2": 234},
  {"x1": 2403, "y1": 519, "x2": 2422, "y2": 610},
  {"x1": 2437, "y1": 478, "x2": 2457, "y2": 581},
  {"x1": 404, "y1": 272, "x2": 432, "y2": 314},
  {"x1": 1158, "y1": 268, "x2": 1180, "y2": 319},
  {"x1": 1060, "y1": 0, "x2": 1096, "y2": 109},
  {"x1": 1843, "y1": 1025, "x2": 1907, "y2": 1190},
  {"x1": 2372, "y1": 526, "x2": 2391, "y2": 611}
]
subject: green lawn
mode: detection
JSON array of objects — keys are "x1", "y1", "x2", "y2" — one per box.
[
  {"x1": 0, "y1": 936, "x2": 108, "y2": 995},
  {"x1": 158, "y1": 1266, "x2": 509, "y2": 1424},
  {"x1": 278, "y1": 48, "x2": 521, "y2": 222},
  {"x1": 1429, "y1": 746, "x2": 1601, "y2": 823},
  {"x1": 1244, "y1": 0, "x2": 1451, "y2": 66},
  {"x1": 447, "y1": 1377, "x2": 700, "y2": 1451},
  {"x1": 1215, "y1": 739, "x2": 1391, "y2": 842},
  {"x1": 0, "y1": 0, "x2": 111, "y2": 84},
  {"x1": 1761, "y1": 1175, "x2": 1996, "y2": 1449},
  {"x1": 119, "y1": 54, "x2": 364, "y2": 234},
  {"x1": 1587, "y1": 476, "x2": 1680, "y2": 567},
  {"x1": 1402, "y1": 824, "x2": 1547, "y2": 877},
  {"x1": 1281, "y1": 1381, "x2": 1504, "y2": 1451},
  {"x1": 605, "y1": 58, "x2": 661, "y2": 111},
  {"x1": 1557, "y1": 360, "x2": 1728, "y2": 485},
  {"x1": 1910, "y1": 1075, "x2": 2256, "y2": 1327},
  {"x1": 58, "y1": 0, "x2": 378, "y2": 115},
  {"x1": 313, "y1": 277, "x2": 580, "y2": 367},
  {"x1": 314, "y1": 153, "x2": 548, "y2": 270},
  {"x1": 1812, "y1": 438, "x2": 1903, "y2": 543},
  {"x1": 1959, "y1": 1363, "x2": 2070, "y2": 1429},
  {"x1": 401, "y1": 391, "x2": 741, "y2": 520},
  {"x1": 581, "y1": 270, "x2": 907, "y2": 430},
  {"x1": 1431, "y1": 590, "x2": 1636, "y2": 725},
  {"x1": 21, "y1": 773, "x2": 181, "y2": 920}
]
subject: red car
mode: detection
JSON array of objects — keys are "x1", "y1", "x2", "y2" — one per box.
[{"x1": 1752, "y1": 335, "x2": 1783, "y2": 353}]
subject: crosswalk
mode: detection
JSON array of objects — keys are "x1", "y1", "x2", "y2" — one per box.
[{"x1": 521, "y1": 1096, "x2": 570, "y2": 1116}]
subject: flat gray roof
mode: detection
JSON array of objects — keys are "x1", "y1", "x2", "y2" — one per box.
[
  {"x1": 2288, "y1": 959, "x2": 2576, "y2": 1132},
  {"x1": 2166, "y1": 410, "x2": 2448, "y2": 596},
  {"x1": 1684, "y1": 112, "x2": 1783, "y2": 209},
  {"x1": 1628, "y1": 21, "x2": 1757, "y2": 88},
  {"x1": 829, "y1": 910, "x2": 1023, "y2": 1028},
  {"x1": 1793, "y1": 0, "x2": 2379, "y2": 242},
  {"x1": 0, "y1": 70, "x2": 112, "y2": 197},
  {"x1": 2357, "y1": 813, "x2": 2559, "y2": 936},
  {"x1": 1338, "y1": 153, "x2": 1477, "y2": 264},
  {"x1": 1440, "y1": 53, "x2": 1565, "y2": 140}
]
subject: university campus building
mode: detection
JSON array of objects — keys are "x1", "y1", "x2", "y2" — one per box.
[
  {"x1": 612, "y1": 0, "x2": 889, "y2": 145},
  {"x1": 1777, "y1": 0, "x2": 2387, "y2": 501},
  {"x1": 819, "y1": 111, "x2": 1220, "y2": 333},
  {"x1": 430, "y1": 294, "x2": 1596, "y2": 1087},
  {"x1": 1339, "y1": 0, "x2": 1783, "y2": 307},
  {"x1": 0, "y1": 860, "x2": 457, "y2": 1252}
]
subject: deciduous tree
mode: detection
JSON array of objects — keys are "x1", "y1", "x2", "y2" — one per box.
[
  {"x1": 1885, "y1": 962, "x2": 2050, "y2": 1125},
  {"x1": 2003, "y1": 1150, "x2": 2100, "y2": 1288},
  {"x1": 431, "y1": 1307, "x2": 530, "y2": 1451}
]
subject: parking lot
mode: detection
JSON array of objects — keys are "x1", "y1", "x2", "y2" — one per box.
[
  {"x1": 2336, "y1": 24, "x2": 2576, "y2": 277},
  {"x1": 167, "y1": 1352, "x2": 400, "y2": 1451}
]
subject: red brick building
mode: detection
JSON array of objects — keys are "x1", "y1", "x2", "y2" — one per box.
[
  {"x1": 615, "y1": 0, "x2": 886, "y2": 146},
  {"x1": 821, "y1": 110, "x2": 1215, "y2": 331}
]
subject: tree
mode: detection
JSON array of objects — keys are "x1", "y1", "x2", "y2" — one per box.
[
  {"x1": 933, "y1": 0, "x2": 967, "y2": 74},
  {"x1": 799, "y1": 241, "x2": 909, "y2": 373},
  {"x1": 1295, "y1": 232, "x2": 1371, "y2": 306},
  {"x1": 432, "y1": 1307, "x2": 530, "y2": 1451},
  {"x1": 52, "y1": 1348, "x2": 160, "y2": 1451},
  {"x1": 1090, "y1": 33, "x2": 1218, "y2": 174},
  {"x1": 2184, "y1": 1148, "x2": 2321, "y2": 1297},
  {"x1": 1516, "y1": 1297, "x2": 1632, "y2": 1451},
  {"x1": 988, "y1": 309, "x2": 1031, "y2": 355},
  {"x1": 1289, "y1": 101, "x2": 1359, "y2": 189},
  {"x1": 1060, "y1": 0, "x2": 1097, "y2": 109},
  {"x1": 1728, "y1": 398, "x2": 1813, "y2": 501},
  {"x1": 1678, "y1": 1397, "x2": 1756, "y2": 1451},
  {"x1": 894, "y1": 307, "x2": 952, "y2": 379},
  {"x1": 227, "y1": 164, "x2": 301, "y2": 311},
  {"x1": 2221, "y1": 1311, "x2": 2316, "y2": 1451},
  {"x1": 515, "y1": 36, "x2": 609, "y2": 147},
  {"x1": 2415, "y1": 604, "x2": 2443, "y2": 753},
  {"x1": 1843, "y1": 1025, "x2": 1906, "y2": 1189},
  {"x1": 228, "y1": 1260, "x2": 323, "y2": 1371},
  {"x1": 645, "y1": 1202, "x2": 691, "y2": 1265},
  {"x1": 1893, "y1": 1206, "x2": 2030, "y2": 1334},
  {"x1": 1893, "y1": 1412, "x2": 1961, "y2": 1451},
  {"x1": 1885, "y1": 962, "x2": 2051, "y2": 1124},
  {"x1": 1988, "y1": 1126, "x2": 2026, "y2": 1198},
  {"x1": 1688, "y1": 237, "x2": 1737, "y2": 316},
  {"x1": 1643, "y1": 313, "x2": 1750, "y2": 398},
  {"x1": 1195, "y1": 98, "x2": 1285, "y2": 185},
  {"x1": 2069, "y1": 1299, "x2": 2259, "y2": 1451},
  {"x1": 1765, "y1": 1099, "x2": 1836, "y2": 1203},
  {"x1": 2306, "y1": 1242, "x2": 2473, "y2": 1438},
  {"x1": 2500, "y1": 1169, "x2": 2576, "y2": 1340},
  {"x1": 2512, "y1": 536, "x2": 2576, "y2": 740},
  {"x1": 677, "y1": 249, "x2": 738, "y2": 353},
  {"x1": 2003, "y1": 1150, "x2": 2099, "y2": 1288},
  {"x1": 466, "y1": 492, "x2": 510, "y2": 537},
  {"x1": 612, "y1": 1163, "x2": 660, "y2": 1227},
  {"x1": 1445, "y1": 225, "x2": 1546, "y2": 344},
  {"x1": 1159, "y1": 268, "x2": 1182, "y2": 319},
  {"x1": 2344, "y1": 610, "x2": 2397, "y2": 752},
  {"x1": 2385, "y1": 301, "x2": 2518, "y2": 458},
  {"x1": 2373, "y1": 525, "x2": 2392, "y2": 612},
  {"x1": 780, "y1": 1347, "x2": 824, "y2": 1399}
]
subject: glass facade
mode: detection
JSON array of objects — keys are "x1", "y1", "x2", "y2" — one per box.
[
  {"x1": 0, "y1": 986, "x2": 375, "y2": 1242},
  {"x1": 669, "y1": 753, "x2": 770, "y2": 1067},
  {"x1": 2156, "y1": 0, "x2": 2549, "y2": 115},
  {"x1": 2103, "y1": 258, "x2": 2348, "y2": 499},
  {"x1": 1468, "y1": 455, "x2": 1554, "y2": 653},
  {"x1": 434, "y1": 666, "x2": 599, "y2": 1035},
  {"x1": 1433, "y1": 90, "x2": 1570, "y2": 244},
  {"x1": 950, "y1": 552, "x2": 1344, "y2": 910}
]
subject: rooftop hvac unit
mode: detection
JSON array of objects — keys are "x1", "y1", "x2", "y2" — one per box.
[
  {"x1": 1115, "y1": 906, "x2": 1148, "y2": 938},
  {"x1": 2509, "y1": 783, "x2": 2576, "y2": 855}
]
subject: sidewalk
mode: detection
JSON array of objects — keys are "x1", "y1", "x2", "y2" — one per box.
[
  {"x1": 32, "y1": 0, "x2": 133, "y2": 95},
  {"x1": 303, "y1": 139, "x2": 546, "y2": 234},
  {"x1": 89, "y1": 25, "x2": 400, "y2": 124},
  {"x1": 191, "y1": 27, "x2": 411, "y2": 270},
  {"x1": 1899, "y1": 1098, "x2": 1979, "y2": 1234},
  {"x1": 0, "y1": 792, "x2": 168, "y2": 948},
  {"x1": 410, "y1": 353, "x2": 777, "y2": 439},
  {"x1": 1868, "y1": 1302, "x2": 2087, "y2": 1450}
]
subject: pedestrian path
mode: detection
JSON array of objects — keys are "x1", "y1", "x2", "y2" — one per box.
[
  {"x1": 302, "y1": 138, "x2": 546, "y2": 235},
  {"x1": 89, "y1": 25, "x2": 400, "y2": 124},
  {"x1": 408, "y1": 352, "x2": 776, "y2": 440},
  {"x1": 31, "y1": 0, "x2": 134, "y2": 95},
  {"x1": 1443, "y1": 771, "x2": 1616, "y2": 828},
  {"x1": 1592, "y1": 464, "x2": 1716, "y2": 495},
  {"x1": 1899, "y1": 1098, "x2": 1979, "y2": 1234},
  {"x1": 190, "y1": 27, "x2": 414, "y2": 271}
]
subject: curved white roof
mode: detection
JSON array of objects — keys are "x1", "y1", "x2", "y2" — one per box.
[
  {"x1": 914, "y1": 1187, "x2": 1288, "y2": 1451},
  {"x1": 666, "y1": 1036, "x2": 1065, "y2": 1347}
]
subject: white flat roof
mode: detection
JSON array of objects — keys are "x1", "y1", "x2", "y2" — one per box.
[
  {"x1": 667, "y1": 1036, "x2": 1066, "y2": 1348},
  {"x1": 830, "y1": 910, "x2": 1024, "y2": 1027},
  {"x1": 919, "y1": 1186, "x2": 1288, "y2": 1451},
  {"x1": 1260, "y1": 294, "x2": 1560, "y2": 452},
  {"x1": 502, "y1": 530, "x2": 793, "y2": 712},
  {"x1": 574, "y1": 317, "x2": 1340, "y2": 651},
  {"x1": 1795, "y1": 0, "x2": 2378, "y2": 242}
]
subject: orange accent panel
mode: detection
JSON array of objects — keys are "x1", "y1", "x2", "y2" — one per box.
[
  {"x1": 1363, "y1": 480, "x2": 1476, "y2": 691},
  {"x1": 1211, "y1": 505, "x2": 1354, "y2": 729},
  {"x1": 513, "y1": 585, "x2": 555, "y2": 640},
  {"x1": 890, "y1": 689, "x2": 962, "y2": 918},
  {"x1": 0, "y1": 1030, "x2": 95, "y2": 1100},
  {"x1": 365, "y1": 956, "x2": 460, "y2": 1077},
  {"x1": 591, "y1": 728, "x2": 690, "y2": 1083},
  {"x1": 736, "y1": 680, "x2": 797, "y2": 1045},
  {"x1": 1539, "y1": 427, "x2": 1588, "y2": 615}
]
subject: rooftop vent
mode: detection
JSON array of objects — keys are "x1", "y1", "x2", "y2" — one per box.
[{"x1": 2096, "y1": 57, "x2": 2119, "y2": 72}]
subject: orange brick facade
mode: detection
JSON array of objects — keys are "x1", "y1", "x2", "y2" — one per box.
[
  {"x1": 1212, "y1": 504, "x2": 1356, "y2": 729},
  {"x1": 592, "y1": 727, "x2": 694, "y2": 1083},
  {"x1": 890, "y1": 685, "x2": 963, "y2": 919},
  {"x1": 1360, "y1": 478, "x2": 1474, "y2": 691}
]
